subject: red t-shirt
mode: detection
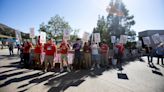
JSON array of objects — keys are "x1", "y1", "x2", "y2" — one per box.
[
  {"x1": 44, "y1": 43, "x2": 56, "y2": 56},
  {"x1": 60, "y1": 43, "x2": 69, "y2": 54},
  {"x1": 100, "y1": 44, "x2": 109, "y2": 53},
  {"x1": 34, "y1": 44, "x2": 43, "y2": 54},
  {"x1": 116, "y1": 44, "x2": 124, "y2": 55},
  {"x1": 23, "y1": 42, "x2": 32, "y2": 53}
]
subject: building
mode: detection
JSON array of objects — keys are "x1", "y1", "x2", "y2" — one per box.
[{"x1": 138, "y1": 30, "x2": 164, "y2": 47}]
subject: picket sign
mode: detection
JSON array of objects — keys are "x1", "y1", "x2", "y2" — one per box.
[
  {"x1": 63, "y1": 30, "x2": 70, "y2": 41},
  {"x1": 94, "y1": 33, "x2": 101, "y2": 43},
  {"x1": 111, "y1": 36, "x2": 116, "y2": 43},
  {"x1": 151, "y1": 33, "x2": 161, "y2": 44},
  {"x1": 119, "y1": 35, "x2": 127, "y2": 44},
  {"x1": 30, "y1": 27, "x2": 35, "y2": 38},
  {"x1": 83, "y1": 32, "x2": 90, "y2": 42},
  {"x1": 143, "y1": 37, "x2": 151, "y2": 46},
  {"x1": 40, "y1": 31, "x2": 46, "y2": 44}
]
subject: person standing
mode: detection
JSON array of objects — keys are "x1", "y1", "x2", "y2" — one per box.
[
  {"x1": 17, "y1": 44, "x2": 20, "y2": 55},
  {"x1": 91, "y1": 42, "x2": 100, "y2": 70},
  {"x1": 156, "y1": 43, "x2": 164, "y2": 65},
  {"x1": 59, "y1": 39, "x2": 71, "y2": 72},
  {"x1": 73, "y1": 38, "x2": 82, "y2": 69},
  {"x1": 44, "y1": 38, "x2": 57, "y2": 72},
  {"x1": 145, "y1": 46, "x2": 153, "y2": 66},
  {"x1": 83, "y1": 42, "x2": 92, "y2": 69},
  {"x1": 100, "y1": 41, "x2": 109, "y2": 67},
  {"x1": 115, "y1": 43, "x2": 125, "y2": 70},
  {"x1": 8, "y1": 42, "x2": 14, "y2": 56},
  {"x1": 34, "y1": 36, "x2": 43, "y2": 68},
  {"x1": 23, "y1": 41, "x2": 32, "y2": 68}
]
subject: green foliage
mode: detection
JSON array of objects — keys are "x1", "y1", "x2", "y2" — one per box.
[
  {"x1": 94, "y1": 0, "x2": 136, "y2": 45},
  {"x1": 39, "y1": 15, "x2": 72, "y2": 39},
  {"x1": 107, "y1": 0, "x2": 136, "y2": 38}
]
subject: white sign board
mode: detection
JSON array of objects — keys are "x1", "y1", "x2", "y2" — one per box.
[
  {"x1": 30, "y1": 28, "x2": 35, "y2": 38},
  {"x1": 63, "y1": 30, "x2": 70, "y2": 40},
  {"x1": 94, "y1": 33, "x2": 101, "y2": 43},
  {"x1": 143, "y1": 37, "x2": 151, "y2": 45},
  {"x1": 40, "y1": 32, "x2": 46, "y2": 44},
  {"x1": 136, "y1": 41, "x2": 142, "y2": 47},
  {"x1": 119, "y1": 35, "x2": 127, "y2": 44},
  {"x1": 111, "y1": 36, "x2": 116, "y2": 43},
  {"x1": 151, "y1": 33, "x2": 161, "y2": 44},
  {"x1": 83, "y1": 32, "x2": 90, "y2": 42},
  {"x1": 15, "y1": 30, "x2": 22, "y2": 42},
  {"x1": 160, "y1": 35, "x2": 164, "y2": 43}
]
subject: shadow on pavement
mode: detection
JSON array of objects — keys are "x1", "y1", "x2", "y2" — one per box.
[
  {"x1": 0, "y1": 68, "x2": 18, "y2": 75},
  {"x1": 152, "y1": 70, "x2": 163, "y2": 76},
  {"x1": 44, "y1": 68, "x2": 106, "y2": 92},
  {"x1": 0, "y1": 71, "x2": 26, "y2": 81},
  {"x1": 0, "y1": 72, "x2": 44, "y2": 87}
]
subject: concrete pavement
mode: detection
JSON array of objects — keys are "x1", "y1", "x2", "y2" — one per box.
[{"x1": 0, "y1": 49, "x2": 164, "y2": 92}]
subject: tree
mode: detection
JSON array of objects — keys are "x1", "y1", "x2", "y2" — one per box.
[
  {"x1": 94, "y1": 15, "x2": 109, "y2": 43},
  {"x1": 70, "y1": 29, "x2": 79, "y2": 42},
  {"x1": 106, "y1": 0, "x2": 136, "y2": 40},
  {"x1": 39, "y1": 15, "x2": 72, "y2": 40}
]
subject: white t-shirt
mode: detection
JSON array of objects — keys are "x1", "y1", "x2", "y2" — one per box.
[{"x1": 91, "y1": 44, "x2": 99, "y2": 55}]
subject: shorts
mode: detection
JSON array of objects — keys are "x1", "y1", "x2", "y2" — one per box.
[
  {"x1": 61, "y1": 54, "x2": 68, "y2": 62},
  {"x1": 92, "y1": 54, "x2": 100, "y2": 61}
]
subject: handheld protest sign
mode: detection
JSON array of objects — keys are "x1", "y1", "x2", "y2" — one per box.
[
  {"x1": 40, "y1": 32, "x2": 46, "y2": 44},
  {"x1": 111, "y1": 36, "x2": 116, "y2": 43},
  {"x1": 160, "y1": 35, "x2": 164, "y2": 43},
  {"x1": 119, "y1": 35, "x2": 127, "y2": 44},
  {"x1": 136, "y1": 41, "x2": 142, "y2": 47},
  {"x1": 30, "y1": 27, "x2": 35, "y2": 38},
  {"x1": 143, "y1": 37, "x2": 151, "y2": 46},
  {"x1": 94, "y1": 33, "x2": 101, "y2": 43},
  {"x1": 63, "y1": 30, "x2": 70, "y2": 41},
  {"x1": 82, "y1": 32, "x2": 90, "y2": 42},
  {"x1": 151, "y1": 33, "x2": 161, "y2": 44}
]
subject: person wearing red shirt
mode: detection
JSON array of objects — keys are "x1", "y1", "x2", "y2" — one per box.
[
  {"x1": 44, "y1": 38, "x2": 57, "y2": 72},
  {"x1": 59, "y1": 39, "x2": 71, "y2": 72},
  {"x1": 100, "y1": 41, "x2": 109, "y2": 67},
  {"x1": 34, "y1": 36, "x2": 43, "y2": 68},
  {"x1": 23, "y1": 41, "x2": 32, "y2": 67},
  {"x1": 115, "y1": 43, "x2": 125, "y2": 70}
]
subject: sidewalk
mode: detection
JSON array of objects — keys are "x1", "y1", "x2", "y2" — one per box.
[{"x1": 0, "y1": 55, "x2": 164, "y2": 92}]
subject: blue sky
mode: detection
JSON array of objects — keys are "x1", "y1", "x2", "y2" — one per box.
[{"x1": 0, "y1": 0, "x2": 164, "y2": 37}]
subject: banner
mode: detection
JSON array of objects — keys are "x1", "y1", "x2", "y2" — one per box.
[
  {"x1": 151, "y1": 33, "x2": 161, "y2": 44},
  {"x1": 119, "y1": 35, "x2": 127, "y2": 44},
  {"x1": 30, "y1": 27, "x2": 35, "y2": 38},
  {"x1": 82, "y1": 32, "x2": 90, "y2": 42},
  {"x1": 111, "y1": 36, "x2": 116, "y2": 43},
  {"x1": 63, "y1": 30, "x2": 70, "y2": 40},
  {"x1": 143, "y1": 37, "x2": 151, "y2": 45},
  {"x1": 94, "y1": 33, "x2": 101, "y2": 43},
  {"x1": 15, "y1": 30, "x2": 22, "y2": 42},
  {"x1": 40, "y1": 31, "x2": 46, "y2": 44}
]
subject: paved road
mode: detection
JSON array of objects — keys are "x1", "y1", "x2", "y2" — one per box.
[{"x1": 0, "y1": 49, "x2": 164, "y2": 92}]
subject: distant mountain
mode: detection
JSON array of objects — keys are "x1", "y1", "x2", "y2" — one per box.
[{"x1": 0, "y1": 23, "x2": 29, "y2": 39}]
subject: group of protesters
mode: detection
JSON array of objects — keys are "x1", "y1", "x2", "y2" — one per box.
[
  {"x1": 18, "y1": 36, "x2": 126, "y2": 72},
  {"x1": 145, "y1": 43, "x2": 164, "y2": 67}
]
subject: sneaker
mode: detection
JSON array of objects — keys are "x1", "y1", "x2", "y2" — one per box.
[
  {"x1": 44, "y1": 69, "x2": 47, "y2": 72},
  {"x1": 67, "y1": 67, "x2": 71, "y2": 72},
  {"x1": 90, "y1": 67, "x2": 94, "y2": 70},
  {"x1": 60, "y1": 68, "x2": 64, "y2": 72},
  {"x1": 97, "y1": 65, "x2": 100, "y2": 69}
]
